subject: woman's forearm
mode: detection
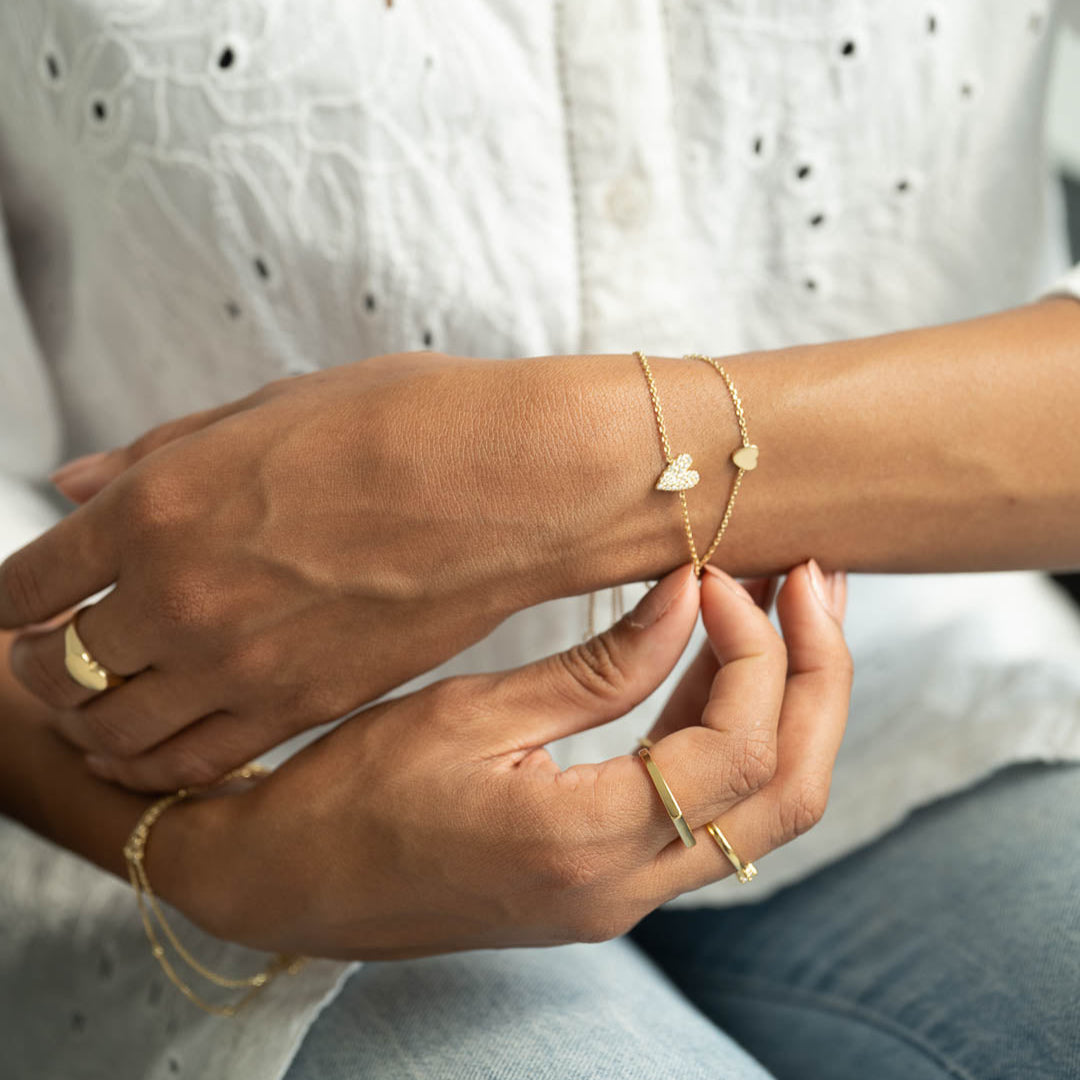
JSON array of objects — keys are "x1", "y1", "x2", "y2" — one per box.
[{"x1": 540, "y1": 296, "x2": 1080, "y2": 595}]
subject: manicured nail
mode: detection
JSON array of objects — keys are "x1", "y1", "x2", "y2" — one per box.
[
  {"x1": 827, "y1": 570, "x2": 848, "y2": 623},
  {"x1": 807, "y1": 558, "x2": 830, "y2": 610},
  {"x1": 626, "y1": 567, "x2": 694, "y2": 628},
  {"x1": 703, "y1": 564, "x2": 756, "y2": 604},
  {"x1": 50, "y1": 450, "x2": 109, "y2": 485}
]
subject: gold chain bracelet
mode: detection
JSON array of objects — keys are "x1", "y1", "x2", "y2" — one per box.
[
  {"x1": 123, "y1": 764, "x2": 306, "y2": 1017},
  {"x1": 635, "y1": 350, "x2": 759, "y2": 575}
]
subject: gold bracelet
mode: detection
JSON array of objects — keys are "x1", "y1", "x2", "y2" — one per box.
[
  {"x1": 123, "y1": 764, "x2": 306, "y2": 1017},
  {"x1": 635, "y1": 350, "x2": 759, "y2": 575}
]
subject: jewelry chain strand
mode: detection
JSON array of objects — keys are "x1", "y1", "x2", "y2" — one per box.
[
  {"x1": 635, "y1": 350, "x2": 756, "y2": 575},
  {"x1": 123, "y1": 763, "x2": 306, "y2": 1017}
]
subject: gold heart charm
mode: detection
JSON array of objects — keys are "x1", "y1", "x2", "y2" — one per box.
[
  {"x1": 656, "y1": 452, "x2": 700, "y2": 492},
  {"x1": 732, "y1": 445, "x2": 759, "y2": 471}
]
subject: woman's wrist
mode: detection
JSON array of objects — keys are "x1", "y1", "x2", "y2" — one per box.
[{"x1": 513, "y1": 349, "x2": 787, "y2": 602}]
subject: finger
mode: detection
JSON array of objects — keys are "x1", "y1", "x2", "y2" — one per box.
[
  {"x1": 8, "y1": 594, "x2": 149, "y2": 708},
  {"x1": 642, "y1": 638, "x2": 717, "y2": 744},
  {"x1": 8, "y1": 591, "x2": 150, "y2": 708},
  {"x1": 52, "y1": 400, "x2": 251, "y2": 504},
  {"x1": 0, "y1": 500, "x2": 118, "y2": 628},
  {"x1": 85, "y1": 710, "x2": 260, "y2": 792},
  {"x1": 643, "y1": 572, "x2": 781, "y2": 745},
  {"x1": 581, "y1": 566, "x2": 788, "y2": 854},
  {"x1": 651, "y1": 563, "x2": 852, "y2": 895},
  {"x1": 480, "y1": 565, "x2": 700, "y2": 749},
  {"x1": 50, "y1": 669, "x2": 216, "y2": 760}
]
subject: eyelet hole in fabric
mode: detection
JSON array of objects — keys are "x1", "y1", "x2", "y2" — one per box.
[
  {"x1": 795, "y1": 163, "x2": 812, "y2": 181},
  {"x1": 40, "y1": 49, "x2": 65, "y2": 88},
  {"x1": 210, "y1": 36, "x2": 248, "y2": 77},
  {"x1": 422, "y1": 329, "x2": 434, "y2": 347},
  {"x1": 926, "y1": 13, "x2": 938, "y2": 34},
  {"x1": 808, "y1": 212, "x2": 826, "y2": 227},
  {"x1": 839, "y1": 39, "x2": 857, "y2": 58},
  {"x1": 365, "y1": 292, "x2": 377, "y2": 312}
]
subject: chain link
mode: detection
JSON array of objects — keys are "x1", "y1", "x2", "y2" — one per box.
[
  {"x1": 635, "y1": 350, "x2": 757, "y2": 575},
  {"x1": 124, "y1": 763, "x2": 306, "y2": 1017}
]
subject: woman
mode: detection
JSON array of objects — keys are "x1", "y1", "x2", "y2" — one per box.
[{"x1": 1, "y1": 1, "x2": 1078, "y2": 1077}]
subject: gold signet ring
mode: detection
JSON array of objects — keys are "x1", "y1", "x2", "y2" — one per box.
[
  {"x1": 706, "y1": 821, "x2": 758, "y2": 884},
  {"x1": 64, "y1": 617, "x2": 125, "y2": 693},
  {"x1": 637, "y1": 738, "x2": 696, "y2": 848}
]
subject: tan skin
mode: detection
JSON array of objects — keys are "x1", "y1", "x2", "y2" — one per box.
[
  {"x1": 1, "y1": 298, "x2": 1077, "y2": 791},
  {"x1": 0, "y1": 565, "x2": 851, "y2": 960}
]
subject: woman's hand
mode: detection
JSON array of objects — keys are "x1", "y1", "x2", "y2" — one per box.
[
  {"x1": 156, "y1": 562, "x2": 849, "y2": 961},
  {"x1": 0, "y1": 352, "x2": 663, "y2": 792}
]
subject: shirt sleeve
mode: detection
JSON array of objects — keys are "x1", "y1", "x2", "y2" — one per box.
[{"x1": 0, "y1": 199, "x2": 64, "y2": 563}]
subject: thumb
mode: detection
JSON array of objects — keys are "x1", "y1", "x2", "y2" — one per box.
[
  {"x1": 485, "y1": 565, "x2": 700, "y2": 747},
  {"x1": 50, "y1": 399, "x2": 251, "y2": 503}
]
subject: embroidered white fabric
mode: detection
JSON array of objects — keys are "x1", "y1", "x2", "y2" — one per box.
[{"x1": 2, "y1": 1, "x2": 1080, "y2": 1076}]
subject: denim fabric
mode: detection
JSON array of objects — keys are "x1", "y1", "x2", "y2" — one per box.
[
  {"x1": 633, "y1": 763, "x2": 1080, "y2": 1080},
  {"x1": 286, "y1": 765, "x2": 1080, "y2": 1080},
  {"x1": 284, "y1": 938, "x2": 772, "y2": 1080}
]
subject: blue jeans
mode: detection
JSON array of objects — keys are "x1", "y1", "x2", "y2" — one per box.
[{"x1": 286, "y1": 764, "x2": 1080, "y2": 1079}]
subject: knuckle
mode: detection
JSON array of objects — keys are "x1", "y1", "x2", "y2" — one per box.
[
  {"x1": 779, "y1": 777, "x2": 832, "y2": 840},
  {"x1": 123, "y1": 470, "x2": 198, "y2": 537},
  {"x1": 1, "y1": 556, "x2": 45, "y2": 624},
  {"x1": 223, "y1": 637, "x2": 281, "y2": 686},
  {"x1": 709, "y1": 730, "x2": 777, "y2": 799},
  {"x1": 552, "y1": 634, "x2": 626, "y2": 704},
  {"x1": 152, "y1": 570, "x2": 222, "y2": 632}
]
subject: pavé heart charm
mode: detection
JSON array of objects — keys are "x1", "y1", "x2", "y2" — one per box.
[{"x1": 656, "y1": 452, "x2": 700, "y2": 492}]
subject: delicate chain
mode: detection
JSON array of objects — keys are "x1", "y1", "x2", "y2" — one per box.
[
  {"x1": 636, "y1": 351, "x2": 702, "y2": 568},
  {"x1": 123, "y1": 763, "x2": 306, "y2": 1017},
  {"x1": 634, "y1": 350, "x2": 758, "y2": 576}
]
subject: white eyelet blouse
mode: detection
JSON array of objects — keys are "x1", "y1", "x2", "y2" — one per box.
[{"x1": 2, "y1": 2, "x2": 1080, "y2": 1077}]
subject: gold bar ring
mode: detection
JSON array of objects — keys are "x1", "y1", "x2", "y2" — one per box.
[
  {"x1": 637, "y1": 738, "x2": 696, "y2": 848},
  {"x1": 706, "y1": 821, "x2": 758, "y2": 884}
]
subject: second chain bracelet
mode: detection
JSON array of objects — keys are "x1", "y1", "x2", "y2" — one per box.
[{"x1": 635, "y1": 350, "x2": 759, "y2": 575}]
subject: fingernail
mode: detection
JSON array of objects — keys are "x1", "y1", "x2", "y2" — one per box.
[
  {"x1": 807, "y1": 559, "x2": 845, "y2": 622},
  {"x1": 827, "y1": 570, "x2": 848, "y2": 623},
  {"x1": 626, "y1": 568, "x2": 694, "y2": 628},
  {"x1": 702, "y1": 564, "x2": 756, "y2": 604},
  {"x1": 50, "y1": 450, "x2": 108, "y2": 485}
]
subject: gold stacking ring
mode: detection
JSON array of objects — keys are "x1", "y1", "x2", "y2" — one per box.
[
  {"x1": 64, "y1": 615, "x2": 125, "y2": 693},
  {"x1": 637, "y1": 738, "x2": 696, "y2": 848},
  {"x1": 706, "y1": 821, "x2": 758, "y2": 884}
]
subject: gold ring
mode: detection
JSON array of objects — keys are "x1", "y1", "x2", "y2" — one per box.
[
  {"x1": 637, "y1": 738, "x2": 696, "y2": 848},
  {"x1": 64, "y1": 616, "x2": 125, "y2": 693},
  {"x1": 706, "y1": 821, "x2": 758, "y2": 884}
]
